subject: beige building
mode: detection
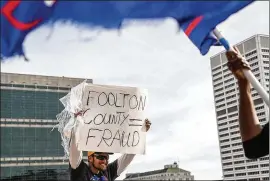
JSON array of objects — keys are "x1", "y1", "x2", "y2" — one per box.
[
  {"x1": 210, "y1": 34, "x2": 269, "y2": 181},
  {"x1": 124, "y1": 162, "x2": 194, "y2": 180}
]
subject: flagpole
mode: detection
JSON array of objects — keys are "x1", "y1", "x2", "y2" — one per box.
[{"x1": 213, "y1": 29, "x2": 269, "y2": 107}]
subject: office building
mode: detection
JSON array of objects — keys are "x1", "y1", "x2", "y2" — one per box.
[
  {"x1": 0, "y1": 72, "x2": 91, "y2": 180},
  {"x1": 210, "y1": 34, "x2": 269, "y2": 180},
  {"x1": 124, "y1": 162, "x2": 194, "y2": 180}
]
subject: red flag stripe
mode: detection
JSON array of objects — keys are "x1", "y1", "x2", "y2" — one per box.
[{"x1": 185, "y1": 15, "x2": 203, "y2": 36}]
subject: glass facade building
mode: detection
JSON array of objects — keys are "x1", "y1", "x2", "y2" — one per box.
[{"x1": 1, "y1": 73, "x2": 91, "y2": 180}]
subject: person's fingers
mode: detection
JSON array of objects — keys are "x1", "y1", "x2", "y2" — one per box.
[
  {"x1": 233, "y1": 46, "x2": 240, "y2": 53},
  {"x1": 226, "y1": 50, "x2": 237, "y2": 60}
]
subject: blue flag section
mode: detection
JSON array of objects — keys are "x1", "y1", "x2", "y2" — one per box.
[
  {"x1": 0, "y1": 0, "x2": 56, "y2": 59},
  {"x1": 1, "y1": 1, "x2": 254, "y2": 60}
]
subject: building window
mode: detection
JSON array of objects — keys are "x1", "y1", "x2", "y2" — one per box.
[
  {"x1": 248, "y1": 171, "x2": 259, "y2": 175},
  {"x1": 246, "y1": 55, "x2": 258, "y2": 62},
  {"x1": 220, "y1": 139, "x2": 230, "y2": 143},
  {"x1": 261, "y1": 49, "x2": 269, "y2": 53},
  {"x1": 218, "y1": 122, "x2": 228, "y2": 127},
  {"x1": 254, "y1": 73, "x2": 260, "y2": 78},
  {"x1": 221, "y1": 150, "x2": 231, "y2": 154},
  {"x1": 252, "y1": 67, "x2": 260, "y2": 72},
  {"x1": 225, "y1": 89, "x2": 235, "y2": 94},
  {"x1": 228, "y1": 113, "x2": 238, "y2": 118},
  {"x1": 223, "y1": 68, "x2": 229, "y2": 73},
  {"x1": 257, "y1": 112, "x2": 265, "y2": 117},
  {"x1": 260, "y1": 164, "x2": 269, "y2": 167},
  {"x1": 213, "y1": 77, "x2": 222, "y2": 82},
  {"x1": 224, "y1": 73, "x2": 232, "y2": 78},
  {"x1": 245, "y1": 50, "x2": 257, "y2": 57},
  {"x1": 232, "y1": 142, "x2": 242, "y2": 147},
  {"x1": 227, "y1": 100, "x2": 237, "y2": 105},
  {"x1": 226, "y1": 94, "x2": 236, "y2": 100},
  {"x1": 231, "y1": 136, "x2": 241, "y2": 141},
  {"x1": 235, "y1": 166, "x2": 245, "y2": 170},
  {"x1": 218, "y1": 116, "x2": 227, "y2": 121},
  {"x1": 213, "y1": 66, "x2": 222, "y2": 72},
  {"x1": 233, "y1": 149, "x2": 243, "y2": 154},
  {"x1": 224, "y1": 78, "x2": 234, "y2": 84},
  {"x1": 222, "y1": 156, "x2": 232, "y2": 161},
  {"x1": 233, "y1": 154, "x2": 244, "y2": 159},
  {"x1": 246, "y1": 159, "x2": 257, "y2": 163},
  {"x1": 215, "y1": 87, "x2": 223, "y2": 92},
  {"x1": 221, "y1": 145, "x2": 230, "y2": 149},
  {"x1": 214, "y1": 82, "x2": 223, "y2": 88},
  {"x1": 252, "y1": 93, "x2": 259, "y2": 97},
  {"x1": 250, "y1": 62, "x2": 259, "y2": 67},
  {"x1": 217, "y1": 109, "x2": 226, "y2": 116},
  {"x1": 249, "y1": 178, "x2": 260, "y2": 181},
  {"x1": 254, "y1": 98, "x2": 263, "y2": 105},
  {"x1": 247, "y1": 165, "x2": 259, "y2": 169},
  {"x1": 225, "y1": 83, "x2": 235, "y2": 89},
  {"x1": 224, "y1": 174, "x2": 234, "y2": 177},
  {"x1": 229, "y1": 119, "x2": 238, "y2": 124},
  {"x1": 223, "y1": 162, "x2": 233, "y2": 166},
  {"x1": 235, "y1": 173, "x2": 246, "y2": 176},
  {"x1": 220, "y1": 133, "x2": 229, "y2": 138},
  {"x1": 213, "y1": 72, "x2": 222, "y2": 77},
  {"x1": 216, "y1": 104, "x2": 226, "y2": 109},
  {"x1": 224, "y1": 168, "x2": 233, "y2": 172},
  {"x1": 259, "y1": 118, "x2": 266, "y2": 123},
  {"x1": 255, "y1": 105, "x2": 264, "y2": 111},
  {"x1": 231, "y1": 131, "x2": 240, "y2": 135},
  {"x1": 215, "y1": 93, "x2": 225, "y2": 99},
  {"x1": 230, "y1": 125, "x2": 239, "y2": 129}
]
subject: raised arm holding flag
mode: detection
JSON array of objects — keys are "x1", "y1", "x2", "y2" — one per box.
[{"x1": 225, "y1": 47, "x2": 269, "y2": 159}]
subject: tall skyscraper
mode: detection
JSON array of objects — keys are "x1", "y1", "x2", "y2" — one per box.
[
  {"x1": 210, "y1": 34, "x2": 269, "y2": 181},
  {"x1": 0, "y1": 72, "x2": 91, "y2": 180}
]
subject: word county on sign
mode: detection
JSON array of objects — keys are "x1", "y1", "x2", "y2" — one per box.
[{"x1": 76, "y1": 84, "x2": 148, "y2": 154}]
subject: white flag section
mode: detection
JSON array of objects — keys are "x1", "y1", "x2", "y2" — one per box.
[{"x1": 77, "y1": 84, "x2": 148, "y2": 154}]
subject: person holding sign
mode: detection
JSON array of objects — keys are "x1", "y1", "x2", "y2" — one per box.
[
  {"x1": 69, "y1": 119, "x2": 151, "y2": 181},
  {"x1": 226, "y1": 47, "x2": 269, "y2": 159}
]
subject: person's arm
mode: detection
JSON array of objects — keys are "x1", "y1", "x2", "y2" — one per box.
[
  {"x1": 69, "y1": 130, "x2": 83, "y2": 169},
  {"x1": 107, "y1": 119, "x2": 151, "y2": 179},
  {"x1": 238, "y1": 81, "x2": 262, "y2": 141},
  {"x1": 226, "y1": 47, "x2": 268, "y2": 158},
  {"x1": 107, "y1": 154, "x2": 135, "y2": 180},
  {"x1": 116, "y1": 154, "x2": 135, "y2": 175}
]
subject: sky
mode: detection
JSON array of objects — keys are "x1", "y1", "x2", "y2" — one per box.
[{"x1": 1, "y1": 1, "x2": 269, "y2": 180}]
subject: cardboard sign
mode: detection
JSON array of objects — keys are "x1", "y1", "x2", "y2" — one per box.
[{"x1": 77, "y1": 84, "x2": 148, "y2": 154}]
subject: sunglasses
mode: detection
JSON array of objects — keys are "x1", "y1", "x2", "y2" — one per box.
[{"x1": 94, "y1": 154, "x2": 109, "y2": 161}]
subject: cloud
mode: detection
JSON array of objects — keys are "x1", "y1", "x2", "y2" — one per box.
[{"x1": 1, "y1": 1, "x2": 268, "y2": 180}]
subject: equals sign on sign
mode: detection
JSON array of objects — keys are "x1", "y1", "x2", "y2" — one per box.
[{"x1": 128, "y1": 119, "x2": 143, "y2": 127}]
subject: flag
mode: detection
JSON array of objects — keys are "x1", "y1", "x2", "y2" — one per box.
[
  {"x1": 0, "y1": 0, "x2": 56, "y2": 60},
  {"x1": 1, "y1": 1, "x2": 254, "y2": 61}
]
